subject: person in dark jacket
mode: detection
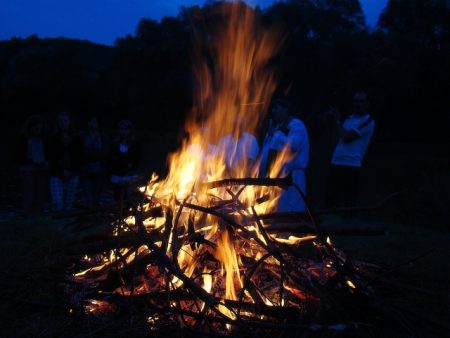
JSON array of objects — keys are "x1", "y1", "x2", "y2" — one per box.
[
  {"x1": 13, "y1": 115, "x2": 48, "y2": 219},
  {"x1": 108, "y1": 119, "x2": 141, "y2": 206},
  {"x1": 46, "y1": 111, "x2": 81, "y2": 212},
  {"x1": 80, "y1": 115, "x2": 108, "y2": 207}
]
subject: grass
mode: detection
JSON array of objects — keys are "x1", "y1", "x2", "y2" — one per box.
[{"x1": 0, "y1": 213, "x2": 448, "y2": 337}]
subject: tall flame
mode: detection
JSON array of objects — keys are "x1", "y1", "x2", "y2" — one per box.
[
  {"x1": 188, "y1": 1, "x2": 283, "y2": 144},
  {"x1": 214, "y1": 230, "x2": 242, "y2": 300},
  {"x1": 146, "y1": 1, "x2": 287, "y2": 306},
  {"x1": 72, "y1": 3, "x2": 346, "y2": 328},
  {"x1": 153, "y1": 1, "x2": 284, "y2": 202}
]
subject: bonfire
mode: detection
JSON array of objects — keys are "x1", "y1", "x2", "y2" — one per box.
[{"x1": 66, "y1": 2, "x2": 419, "y2": 336}]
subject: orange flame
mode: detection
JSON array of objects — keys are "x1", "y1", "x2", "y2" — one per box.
[
  {"x1": 150, "y1": 1, "x2": 285, "y2": 203},
  {"x1": 214, "y1": 229, "x2": 242, "y2": 300},
  {"x1": 76, "y1": 4, "x2": 331, "y2": 320},
  {"x1": 142, "y1": 1, "x2": 290, "y2": 307}
]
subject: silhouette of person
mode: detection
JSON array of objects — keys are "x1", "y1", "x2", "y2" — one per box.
[
  {"x1": 108, "y1": 119, "x2": 141, "y2": 206},
  {"x1": 80, "y1": 115, "x2": 108, "y2": 207},
  {"x1": 13, "y1": 115, "x2": 48, "y2": 219},
  {"x1": 260, "y1": 98, "x2": 310, "y2": 212},
  {"x1": 326, "y1": 90, "x2": 375, "y2": 207},
  {"x1": 46, "y1": 111, "x2": 81, "y2": 212}
]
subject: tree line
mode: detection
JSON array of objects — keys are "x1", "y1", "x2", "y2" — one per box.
[{"x1": 0, "y1": 0, "x2": 449, "y2": 143}]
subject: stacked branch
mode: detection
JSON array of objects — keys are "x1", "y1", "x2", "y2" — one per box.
[{"x1": 65, "y1": 177, "x2": 415, "y2": 336}]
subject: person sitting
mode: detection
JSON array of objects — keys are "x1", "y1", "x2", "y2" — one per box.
[
  {"x1": 326, "y1": 90, "x2": 375, "y2": 207},
  {"x1": 259, "y1": 98, "x2": 310, "y2": 212}
]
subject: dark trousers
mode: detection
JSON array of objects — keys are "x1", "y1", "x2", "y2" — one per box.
[
  {"x1": 112, "y1": 183, "x2": 133, "y2": 210},
  {"x1": 81, "y1": 173, "x2": 104, "y2": 207},
  {"x1": 21, "y1": 170, "x2": 47, "y2": 217},
  {"x1": 326, "y1": 164, "x2": 360, "y2": 208}
]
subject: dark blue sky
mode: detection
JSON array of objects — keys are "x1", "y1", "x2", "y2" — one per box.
[{"x1": 0, "y1": 0, "x2": 388, "y2": 45}]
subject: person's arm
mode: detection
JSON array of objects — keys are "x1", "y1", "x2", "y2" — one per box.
[
  {"x1": 270, "y1": 129, "x2": 288, "y2": 151},
  {"x1": 329, "y1": 109, "x2": 360, "y2": 143},
  {"x1": 337, "y1": 115, "x2": 374, "y2": 143},
  {"x1": 271, "y1": 120, "x2": 305, "y2": 152},
  {"x1": 336, "y1": 121, "x2": 360, "y2": 143}
]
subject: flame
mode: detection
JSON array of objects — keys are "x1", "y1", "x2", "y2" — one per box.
[
  {"x1": 202, "y1": 271, "x2": 213, "y2": 294},
  {"x1": 149, "y1": 1, "x2": 285, "y2": 205},
  {"x1": 346, "y1": 280, "x2": 357, "y2": 289},
  {"x1": 73, "y1": 2, "x2": 336, "y2": 323},
  {"x1": 214, "y1": 230, "x2": 242, "y2": 300},
  {"x1": 142, "y1": 1, "x2": 287, "y2": 306},
  {"x1": 274, "y1": 235, "x2": 317, "y2": 245}
]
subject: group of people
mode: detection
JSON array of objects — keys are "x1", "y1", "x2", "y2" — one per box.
[
  {"x1": 14, "y1": 90, "x2": 375, "y2": 219},
  {"x1": 13, "y1": 112, "x2": 141, "y2": 219},
  {"x1": 226, "y1": 90, "x2": 375, "y2": 212}
]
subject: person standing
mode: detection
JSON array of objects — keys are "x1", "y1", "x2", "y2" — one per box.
[
  {"x1": 46, "y1": 111, "x2": 81, "y2": 212},
  {"x1": 13, "y1": 115, "x2": 48, "y2": 219},
  {"x1": 259, "y1": 98, "x2": 310, "y2": 212},
  {"x1": 108, "y1": 119, "x2": 141, "y2": 206},
  {"x1": 80, "y1": 115, "x2": 108, "y2": 207},
  {"x1": 216, "y1": 116, "x2": 259, "y2": 177},
  {"x1": 326, "y1": 90, "x2": 375, "y2": 207}
]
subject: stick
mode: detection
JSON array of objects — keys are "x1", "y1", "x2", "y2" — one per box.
[{"x1": 198, "y1": 176, "x2": 292, "y2": 190}]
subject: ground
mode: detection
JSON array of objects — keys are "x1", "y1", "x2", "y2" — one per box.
[
  {"x1": 0, "y1": 209, "x2": 448, "y2": 337},
  {"x1": 1, "y1": 130, "x2": 448, "y2": 336}
]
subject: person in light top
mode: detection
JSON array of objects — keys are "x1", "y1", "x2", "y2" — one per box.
[
  {"x1": 216, "y1": 117, "x2": 259, "y2": 177},
  {"x1": 326, "y1": 90, "x2": 375, "y2": 207},
  {"x1": 259, "y1": 98, "x2": 310, "y2": 212}
]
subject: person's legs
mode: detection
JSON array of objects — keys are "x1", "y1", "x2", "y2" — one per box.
[
  {"x1": 92, "y1": 174, "x2": 104, "y2": 207},
  {"x1": 112, "y1": 183, "x2": 121, "y2": 203},
  {"x1": 21, "y1": 171, "x2": 35, "y2": 217},
  {"x1": 278, "y1": 169, "x2": 307, "y2": 212},
  {"x1": 342, "y1": 166, "x2": 360, "y2": 207},
  {"x1": 326, "y1": 165, "x2": 343, "y2": 207},
  {"x1": 64, "y1": 175, "x2": 79, "y2": 210},
  {"x1": 81, "y1": 174, "x2": 94, "y2": 207},
  {"x1": 49, "y1": 176, "x2": 64, "y2": 212},
  {"x1": 34, "y1": 170, "x2": 47, "y2": 216}
]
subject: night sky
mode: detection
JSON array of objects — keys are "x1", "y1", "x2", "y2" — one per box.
[{"x1": 0, "y1": 0, "x2": 388, "y2": 45}]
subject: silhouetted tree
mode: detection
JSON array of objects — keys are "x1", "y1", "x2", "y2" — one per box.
[{"x1": 0, "y1": 0, "x2": 449, "y2": 142}]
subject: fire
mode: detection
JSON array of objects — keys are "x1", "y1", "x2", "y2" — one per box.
[
  {"x1": 214, "y1": 230, "x2": 243, "y2": 300},
  {"x1": 137, "y1": 2, "x2": 290, "y2": 309},
  {"x1": 150, "y1": 1, "x2": 285, "y2": 206},
  {"x1": 69, "y1": 1, "x2": 347, "y2": 331}
]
